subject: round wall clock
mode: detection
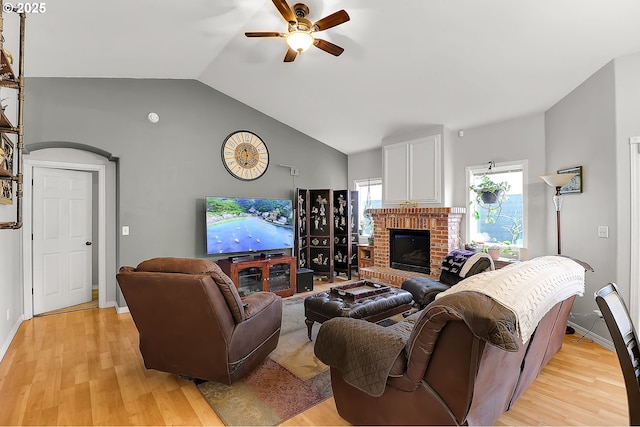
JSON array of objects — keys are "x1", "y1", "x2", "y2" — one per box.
[{"x1": 221, "y1": 130, "x2": 270, "y2": 181}]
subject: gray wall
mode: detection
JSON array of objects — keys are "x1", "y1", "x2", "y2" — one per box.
[
  {"x1": 21, "y1": 77, "x2": 347, "y2": 309},
  {"x1": 545, "y1": 61, "x2": 617, "y2": 338},
  {"x1": 348, "y1": 147, "x2": 382, "y2": 189},
  {"x1": 450, "y1": 113, "x2": 547, "y2": 254}
]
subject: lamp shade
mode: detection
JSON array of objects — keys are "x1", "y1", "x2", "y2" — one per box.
[
  {"x1": 286, "y1": 31, "x2": 314, "y2": 52},
  {"x1": 539, "y1": 173, "x2": 577, "y2": 188}
]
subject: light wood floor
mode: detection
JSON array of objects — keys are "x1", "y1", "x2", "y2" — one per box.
[{"x1": 0, "y1": 282, "x2": 628, "y2": 426}]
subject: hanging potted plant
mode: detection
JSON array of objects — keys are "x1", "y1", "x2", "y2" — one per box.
[{"x1": 469, "y1": 175, "x2": 510, "y2": 223}]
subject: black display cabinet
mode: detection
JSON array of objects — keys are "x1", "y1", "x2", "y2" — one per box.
[{"x1": 296, "y1": 188, "x2": 357, "y2": 282}]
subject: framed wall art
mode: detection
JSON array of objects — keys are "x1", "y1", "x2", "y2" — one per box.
[
  {"x1": 0, "y1": 134, "x2": 13, "y2": 204},
  {"x1": 558, "y1": 166, "x2": 582, "y2": 194},
  {"x1": 0, "y1": 179, "x2": 12, "y2": 205},
  {"x1": 1, "y1": 134, "x2": 14, "y2": 174}
]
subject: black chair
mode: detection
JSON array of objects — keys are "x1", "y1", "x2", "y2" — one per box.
[{"x1": 595, "y1": 283, "x2": 640, "y2": 425}]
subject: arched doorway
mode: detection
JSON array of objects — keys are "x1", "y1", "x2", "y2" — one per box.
[{"x1": 21, "y1": 143, "x2": 118, "y2": 319}]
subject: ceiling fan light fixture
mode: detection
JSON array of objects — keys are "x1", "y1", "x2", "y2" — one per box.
[{"x1": 286, "y1": 30, "x2": 314, "y2": 53}]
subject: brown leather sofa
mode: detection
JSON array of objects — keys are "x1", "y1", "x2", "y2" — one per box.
[
  {"x1": 116, "y1": 257, "x2": 282, "y2": 385},
  {"x1": 315, "y1": 256, "x2": 584, "y2": 426}
]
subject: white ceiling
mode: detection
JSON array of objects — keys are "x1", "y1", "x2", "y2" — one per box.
[{"x1": 18, "y1": 0, "x2": 640, "y2": 154}]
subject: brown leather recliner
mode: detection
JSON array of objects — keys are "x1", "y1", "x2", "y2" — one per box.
[{"x1": 116, "y1": 257, "x2": 282, "y2": 385}]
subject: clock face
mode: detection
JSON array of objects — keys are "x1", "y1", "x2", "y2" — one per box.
[{"x1": 221, "y1": 131, "x2": 270, "y2": 181}]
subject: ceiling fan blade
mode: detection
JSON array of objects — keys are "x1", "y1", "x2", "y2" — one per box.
[
  {"x1": 313, "y1": 38, "x2": 344, "y2": 56},
  {"x1": 272, "y1": 0, "x2": 296, "y2": 24},
  {"x1": 245, "y1": 31, "x2": 283, "y2": 38},
  {"x1": 313, "y1": 10, "x2": 350, "y2": 31},
  {"x1": 284, "y1": 47, "x2": 298, "y2": 62}
]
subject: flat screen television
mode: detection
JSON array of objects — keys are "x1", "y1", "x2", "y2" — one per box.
[{"x1": 205, "y1": 196, "x2": 294, "y2": 255}]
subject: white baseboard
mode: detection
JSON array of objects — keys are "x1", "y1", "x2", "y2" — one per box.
[
  {"x1": 100, "y1": 300, "x2": 116, "y2": 309},
  {"x1": 116, "y1": 305, "x2": 129, "y2": 314},
  {"x1": 0, "y1": 315, "x2": 25, "y2": 364},
  {"x1": 568, "y1": 320, "x2": 614, "y2": 352}
]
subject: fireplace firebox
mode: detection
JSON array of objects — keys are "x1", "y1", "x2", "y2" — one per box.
[{"x1": 389, "y1": 229, "x2": 431, "y2": 274}]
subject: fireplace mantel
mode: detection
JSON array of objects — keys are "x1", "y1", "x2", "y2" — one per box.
[{"x1": 360, "y1": 207, "x2": 466, "y2": 286}]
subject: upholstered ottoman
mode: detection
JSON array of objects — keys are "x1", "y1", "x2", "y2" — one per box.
[
  {"x1": 304, "y1": 280, "x2": 414, "y2": 340},
  {"x1": 401, "y1": 277, "x2": 451, "y2": 308}
]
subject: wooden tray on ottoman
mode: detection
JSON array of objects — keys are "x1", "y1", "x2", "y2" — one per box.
[{"x1": 330, "y1": 280, "x2": 390, "y2": 300}]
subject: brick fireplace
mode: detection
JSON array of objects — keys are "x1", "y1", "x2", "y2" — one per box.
[{"x1": 359, "y1": 207, "x2": 466, "y2": 287}]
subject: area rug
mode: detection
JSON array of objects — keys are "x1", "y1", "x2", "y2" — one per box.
[{"x1": 196, "y1": 296, "x2": 332, "y2": 426}]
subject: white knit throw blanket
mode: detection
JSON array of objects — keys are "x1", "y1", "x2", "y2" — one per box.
[{"x1": 435, "y1": 256, "x2": 585, "y2": 343}]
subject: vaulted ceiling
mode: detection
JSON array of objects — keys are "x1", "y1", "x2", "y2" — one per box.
[{"x1": 18, "y1": 0, "x2": 640, "y2": 154}]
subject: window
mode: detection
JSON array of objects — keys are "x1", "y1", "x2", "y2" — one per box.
[
  {"x1": 354, "y1": 178, "x2": 382, "y2": 237},
  {"x1": 466, "y1": 161, "x2": 527, "y2": 247}
]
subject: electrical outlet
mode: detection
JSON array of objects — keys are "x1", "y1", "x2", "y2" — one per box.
[{"x1": 594, "y1": 309, "x2": 603, "y2": 318}]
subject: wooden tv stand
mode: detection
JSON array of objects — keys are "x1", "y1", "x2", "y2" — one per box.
[{"x1": 218, "y1": 255, "x2": 296, "y2": 298}]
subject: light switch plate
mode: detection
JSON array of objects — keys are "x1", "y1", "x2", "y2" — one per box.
[
  {"x1": 122, "y1": 226, "x2": 130, "y2": 236},
  {"x1": 597, "y1": 225, "x2": 609, "y2": 238}
]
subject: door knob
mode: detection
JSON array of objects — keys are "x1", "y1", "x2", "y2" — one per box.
[{"x1": 85, "y1": 242, "x2": 92, "y2": 246}]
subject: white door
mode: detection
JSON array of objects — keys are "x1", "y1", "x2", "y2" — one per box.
[{"x1": 33, "y1": 167, "x2": 93, "y2": 315}]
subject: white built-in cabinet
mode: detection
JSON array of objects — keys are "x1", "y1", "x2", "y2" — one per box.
[{"x1": 382, "y1": 134, "x2": 441, "y2": 206}]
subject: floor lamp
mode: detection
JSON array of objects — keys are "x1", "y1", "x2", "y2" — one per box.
[
  {"x1": 539, "y1": 173, "x2": 577, "y2": 255},
  {"x1": 539, "y1": 173, "x2": 578, "y2": 335}
]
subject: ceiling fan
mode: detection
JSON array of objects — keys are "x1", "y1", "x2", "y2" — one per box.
[{"x1": 245, "y1": 0, "x2": 350, "y2": 62}]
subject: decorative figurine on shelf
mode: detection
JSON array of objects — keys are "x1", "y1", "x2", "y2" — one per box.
[
  {"x1": 312, "y1": 253, "x2": 324, "y2": 266},
  {"x1": 299, "y1": 253, "x2": 306, "y2": 268},
  {"x1": 337, "y1": 194, "x2": 345, "y2": 215}
]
